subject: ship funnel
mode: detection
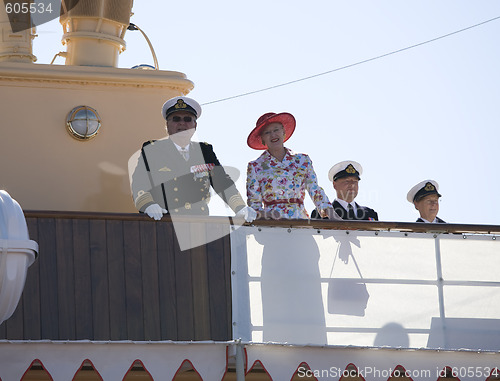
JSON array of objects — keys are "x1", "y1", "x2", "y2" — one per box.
[
  {"x1": 0, "y1": 1, "x2": 37, "y2": 63},
  {"x1": 60, "y1": 0, "x2": 134, "y2": 67}
]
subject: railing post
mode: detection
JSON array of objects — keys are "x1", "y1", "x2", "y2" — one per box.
[
  {"x1": 434, "y1": 233, "x2": 447, "y2": 348},
  {"x1": 235, "y1": 339, "x2": 245, "y2": 381}
]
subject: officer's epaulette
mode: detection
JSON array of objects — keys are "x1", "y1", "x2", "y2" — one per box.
[
  {"x1": 199, "y1": 142, "x2": 211, "y2": 150},
  {"x1": 142, "y1": 140, "x2": 157, "y2": 148}
]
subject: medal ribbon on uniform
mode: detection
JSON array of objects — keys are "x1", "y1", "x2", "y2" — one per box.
[{"x1": 190, "y1": 164, "x2": 215, "y2": 179}]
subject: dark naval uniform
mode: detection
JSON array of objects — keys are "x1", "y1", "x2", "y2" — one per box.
[
  {"x1": 131, "y1": 138, "x2": 245, "y2": 215},
  {"x1": 311, "y1": 200, "x2": 378, "y2": 221}
]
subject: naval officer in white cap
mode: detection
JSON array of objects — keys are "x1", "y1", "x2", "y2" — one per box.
[
  {"x1": 312, "y1": 160, "x2": 378, "y2": 220},
  {"x1": 129, "y1": 96, "x2": 256, "y2": 222},
  {"x1": 407, "y1": 180, "x2": 445, "y2": 223}
]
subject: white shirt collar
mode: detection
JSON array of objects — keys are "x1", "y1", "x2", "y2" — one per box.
[
  {"x1": 335, "y1": 198, "x2": 357, "y2": 212},
  {"x1": 420, "y1": 217, "x2": 438, "y2": 223},
  {"x1": 172, "y1": 141, "x2": 190, "y2": 151}
]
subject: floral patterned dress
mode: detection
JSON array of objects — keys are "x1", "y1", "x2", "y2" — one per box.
[{"x1": 246, "y1": 148, "x2": 331, "y2": 219}]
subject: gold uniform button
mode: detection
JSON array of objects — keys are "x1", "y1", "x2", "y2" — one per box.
[
  {"x1": 174, "y1": 209, "x2": 179, "y2": 213},
  {"x1": 201, "y1": 207, "x2": 205, "y2": 211},
  {"x1": 185, "y1": 202, "x2": 191, "y2": 210},
  {"x1": 174, "y1": 198, "x2": 179, "y2": 202},
  {"x1": 174, "y1": 177, "x2": 177, "y2": 181},
  {"x1": 174, "y1": 187, "x2": 178, "y2": 191}
]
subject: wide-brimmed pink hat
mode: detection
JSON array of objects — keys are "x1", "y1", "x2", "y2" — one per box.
[{"x1": 247, "y1": 112, "x2": 296, "y2": 150}]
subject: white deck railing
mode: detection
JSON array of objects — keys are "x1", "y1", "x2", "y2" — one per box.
[{"x1": 231, "y1": 224, "x2": 500, "y2": 351}]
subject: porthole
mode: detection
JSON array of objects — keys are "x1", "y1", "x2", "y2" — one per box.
[{"x1": 66, "y1": 106, "x2": 101, "y2": 141}]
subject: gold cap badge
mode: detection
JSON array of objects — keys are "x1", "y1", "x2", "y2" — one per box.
[
  {"x1": 174, "y1": 99, "x2": 187, "y2": 110},
  {"x1": 346, "y1": 164, "x2": 356, "y2": 174},
  {"x1": 424, "y1": 182, "x2": 435, "y2": 191}
]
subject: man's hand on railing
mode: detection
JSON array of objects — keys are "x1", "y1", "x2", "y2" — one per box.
[{"x1": 145, "y1": 204, "x2": 168, "y2": 220}]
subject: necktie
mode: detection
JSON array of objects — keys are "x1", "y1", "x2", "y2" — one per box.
[
  {"x1": 180, "y1": 148, "x2": 189, "y2": 161},
  {"x1": 347, "y1": 203, "x2": 355, "y2": 220}
]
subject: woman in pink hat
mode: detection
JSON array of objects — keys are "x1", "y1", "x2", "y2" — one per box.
[{"x1": 246, "y1": 112, "x2": 336, "y2": 219}]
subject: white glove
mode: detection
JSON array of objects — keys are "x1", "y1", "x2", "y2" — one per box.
[
  {"x1": 145, "y1": 203, "x2": 168, "y2": 220},
  {"x1": 235, "y1": 206, "x2": 257, "y2": 223}
]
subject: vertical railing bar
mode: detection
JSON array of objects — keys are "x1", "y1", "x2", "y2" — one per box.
[
  {"x1": 235, "y1": 340, "x2": 245, "y2": 381},
  {"x1": 434, "y1": 234, "x2": 447, "y2": 348}
]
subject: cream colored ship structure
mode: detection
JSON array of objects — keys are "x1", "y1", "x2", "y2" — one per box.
[
  {"x1": 0, "y1": 0, "x2": 192, "y2": 214},
  {"x1": 0, "y1": 1, "x2": 500, "y2": 380}
]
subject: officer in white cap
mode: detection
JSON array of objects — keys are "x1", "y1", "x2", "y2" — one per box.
[
  {"x1": 312, "y1": 160, "x2": 378, "y2": 220},
  {"x1": 129, "y1": 96, "x2": 256, "y2": 222},
  {"x1": 407, "y1": 180, "x2": 445, "y2": 223}
]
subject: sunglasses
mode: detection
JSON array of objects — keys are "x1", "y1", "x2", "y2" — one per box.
[{"x1": 171, "y1": 115, "x2": 194, "y2": 123}]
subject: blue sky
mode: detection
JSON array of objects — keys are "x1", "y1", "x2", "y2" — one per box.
[{"x1": 33, "y1": 0, "x2": 500, "y2": 224}]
